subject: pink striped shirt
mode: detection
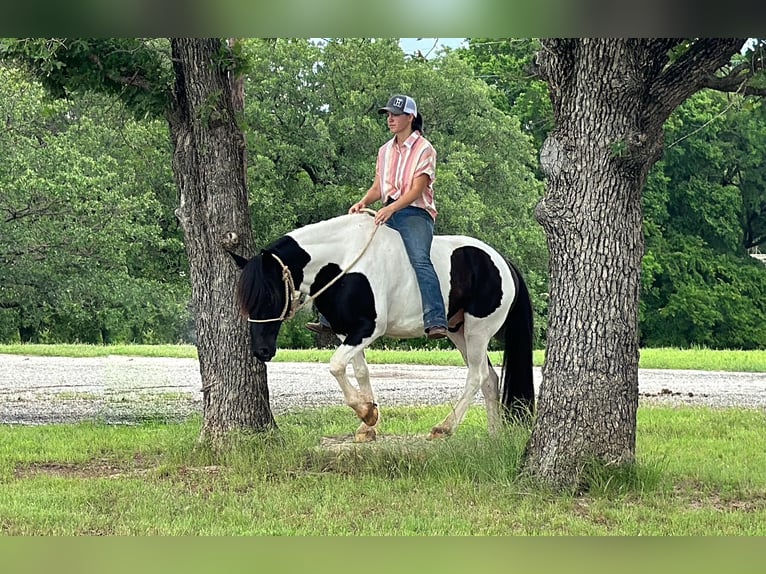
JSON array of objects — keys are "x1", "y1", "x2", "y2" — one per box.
[{"x1": 376, "y1": 131, "x2": 438, "y2": 220}]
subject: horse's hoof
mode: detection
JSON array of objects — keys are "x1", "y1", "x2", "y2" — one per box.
[
  {"x1": 358, "y1": 402, "x2": 379, "y2": 427},
  {"x1": 427, "y1": 426, "x2": 451, "y2": 440},
  {"x1": 354, "y1": 426, "x2": 377, "y2": 443}
]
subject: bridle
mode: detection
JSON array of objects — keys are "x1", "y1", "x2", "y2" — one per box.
[{"x1": 247, "y1": 209, "x2": 380, "y2": 324}]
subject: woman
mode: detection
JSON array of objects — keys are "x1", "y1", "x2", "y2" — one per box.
[{"x1": 307, "y1": 94, "x2": 448, "y2": 339}]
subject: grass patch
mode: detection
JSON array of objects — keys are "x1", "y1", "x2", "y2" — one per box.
[
  {"x1": 1, "y1": 406, "x2": 764, "y2": 535},
  {"x1": 638, "y1": 347, "x2": 766, "y2": 372},
  {"x1": 0, "y1": 343, "x2": 198, "y2": 359},
  {"x1": 2, "y1": 344, "x2": 766, "y2": 372}
]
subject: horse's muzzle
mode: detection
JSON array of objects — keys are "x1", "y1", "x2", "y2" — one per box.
[{"x1": 253, "y1": 346, "x2": 276, "y2": 362}]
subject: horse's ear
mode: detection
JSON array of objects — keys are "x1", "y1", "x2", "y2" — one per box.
[{"x1": 229, "y1": 252, "x2": 250, "y2": 270}]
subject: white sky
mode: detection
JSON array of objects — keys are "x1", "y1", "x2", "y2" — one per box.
[
  {"x1": 398, "y1": 38, "x2": 467, "y2": 58},
  {"x1": 310, "y1": 38, "x2": 467, "y2": 59}
]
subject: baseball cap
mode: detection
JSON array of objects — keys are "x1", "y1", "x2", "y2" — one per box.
[{"x1": 378, "y1": 94, "x2": 417, "y2": 116}]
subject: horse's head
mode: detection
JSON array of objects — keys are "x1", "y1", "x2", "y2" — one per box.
[{"x1": 231, "y1": 251, "x2": 288, "y2": 361}]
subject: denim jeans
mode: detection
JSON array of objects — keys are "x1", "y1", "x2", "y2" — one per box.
[{"x1": 386, "y1": 206, "x2": 447, "y2": 331}]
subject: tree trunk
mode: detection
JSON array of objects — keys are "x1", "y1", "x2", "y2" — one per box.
[
  {"x1": 168, "y1": 38, "x2": 275, "y2": 444},
  {"x1": 524, "y1": 38, "x2": 744, "y2": 490}
]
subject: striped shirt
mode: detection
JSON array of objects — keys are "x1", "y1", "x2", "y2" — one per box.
[{"x1": 376, "y1": 131, "x2": 438, "y2": 220}]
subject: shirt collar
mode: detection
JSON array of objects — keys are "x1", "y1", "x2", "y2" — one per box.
[{"x1": 391, "y1": 131, "x2": 421, "y2": 149}]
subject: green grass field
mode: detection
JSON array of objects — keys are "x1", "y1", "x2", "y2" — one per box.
[
  {"x1": 1, "y1": 406, "x2": 764, "y2": 535},
  {"x1": 1, "y1": 344, "x2": 764, "y2": 534}
]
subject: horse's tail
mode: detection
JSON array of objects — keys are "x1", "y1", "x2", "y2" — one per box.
[{"x1": 499, "y1": 260, "x2": 535, "y2": 423}]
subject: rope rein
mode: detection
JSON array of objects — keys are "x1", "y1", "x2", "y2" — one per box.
[{"x1": 247, "y1": 208, "x2": 380, "y2": 323}]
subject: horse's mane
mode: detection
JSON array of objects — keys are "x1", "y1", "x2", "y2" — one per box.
[{"x1": 236, "y1": 252, "x2": 281, "y2": 317}]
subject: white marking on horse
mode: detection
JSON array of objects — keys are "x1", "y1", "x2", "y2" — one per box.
[{"x1": 233, "y1": 213, "x2": 534, "y2": 441}]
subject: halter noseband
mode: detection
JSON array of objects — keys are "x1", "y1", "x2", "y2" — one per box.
[{"x1": 246, "y1": 253, "x2": 302, "y2": 324}]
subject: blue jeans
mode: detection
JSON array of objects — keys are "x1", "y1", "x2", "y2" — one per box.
[{"x1": 386, "y1": 206, "x2": 447, "y2": 331}]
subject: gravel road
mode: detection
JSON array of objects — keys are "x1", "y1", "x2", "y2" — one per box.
[{"x1": 1, "y1": 354, "x2": 765, "y2": 425}]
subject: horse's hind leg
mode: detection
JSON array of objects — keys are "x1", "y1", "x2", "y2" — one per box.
[
  {"x1": 448, "y1": 327, "x2": 502, "y2": 436},
  {"x1": 329, "y1": 344, "x2": 379, "y2": 442},
  {"x1": 480, "y1": 359, "x2": 502, "y2": 436},
  {"x1": 428, "y1": 330, "x2": 491, "y2": 440}
]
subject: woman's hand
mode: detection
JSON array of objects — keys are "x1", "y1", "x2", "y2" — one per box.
[
  {"x1": 348, "y1": 201, "x2": 367, "y2": 214},
  {"x1": 373, "y1": 205, "x2": 395, "y2": 225}
]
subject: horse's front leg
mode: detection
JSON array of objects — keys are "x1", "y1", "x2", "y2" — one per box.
[
  {"x1": 349, "y1": 350, "x2": 379, "y2": 442},
  {"x1": 329, "y1": 344, "x2": 378, "y2": 442}
]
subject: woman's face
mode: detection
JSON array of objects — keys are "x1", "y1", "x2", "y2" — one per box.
[{"x1": 386, "y1": 112, "x2": 413, "y2": 135}]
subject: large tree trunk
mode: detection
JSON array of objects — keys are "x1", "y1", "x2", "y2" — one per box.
[
  {"x1": 168, "y1": 38, "x2": 275, "y2": 444},
  {"x1": 524, "y1": 39, "x2": 744, "y2": 490}
]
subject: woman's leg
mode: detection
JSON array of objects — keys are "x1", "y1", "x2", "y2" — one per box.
[{"x1": 387, "y1": 207, "x2": 447, "y2": 332}]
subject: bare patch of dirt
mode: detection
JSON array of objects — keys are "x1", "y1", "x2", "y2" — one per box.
[
  {"x1": 674, "y1": 481, "x2": 766, "y2": 513},
  {"x1": 319, "y1": 433, "x2": 435, "y2": 448},
  {"x1": 14, "y1": 455, "x2": 222, "y2": 481},
  {"x1": 14, "y1": 458, "x2": 135, "y2": 479}
]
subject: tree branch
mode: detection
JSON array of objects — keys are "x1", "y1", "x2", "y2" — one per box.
[
  {"x1": 702, "y1": 73, "x2": 766, "y2": 97},
  {"x1": 3, "y1": 200, "x2": 62, "y2": 223},
  {"x1": 649, "y1": 38, "x2": 747, "y2": 120}
]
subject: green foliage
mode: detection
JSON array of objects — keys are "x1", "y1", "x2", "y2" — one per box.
[
  {"x1": 458, "y1": 38, "x2": 554, "y2": 152},
  {"x1": 240, "y1": 38, "x2": 548, "y2": 344},
  {"x1": 0, "y1": 63, "x2": 189, "y2": 344},
  {"x1": 640, "y1": 238, "x2": 766, "y2": 349},
  {"x1": 6, "y1": 37, "x2": 766, "y2": 351},
  {"x1": 459, "y1": 40, "x2": 766, "y2": 350},
  {"x1": 0, "y1": 38, "x2": 173, "y2": 119},
  {"x1": 275, "y1": 308, "x2": 318, "y2": 349},
  {"x1": 641, "y1": 90, "x2": 766, "y2": 349}
]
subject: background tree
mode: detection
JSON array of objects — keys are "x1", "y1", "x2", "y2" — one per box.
[
  {"x1": 240, "y1": 38, "x2": 548, "y2": 345},
  {"x1": 0, "y1": 63, "x2": 188, "y2": 344},
  {"x1": 1, "y1": 38, "x2": 548, "y2": 349},
  {"x1": 1, "y1": 38, "x2": 275, "y2": 443},
  {"x1": 641, "y1": 89, "x2": 766, "y2": 349},
  {"x1": 457, "y1": 38, "x2": 766, "y2": 352},
  {"x1": 524, "y1": 38, "x2": 760, "y2": 490}
]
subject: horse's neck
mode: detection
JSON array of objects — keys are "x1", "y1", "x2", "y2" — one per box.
[
  {"x1": 291, "y1": 214, "x2": 375, "y2": 256},
  {"x1": 289, "y1": 214, "x2": 378, "y2": 288}
]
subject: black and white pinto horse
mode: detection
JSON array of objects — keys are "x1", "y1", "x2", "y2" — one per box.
[{"x1": 231, "y1": 212, "x2": 534, "y2": 442}]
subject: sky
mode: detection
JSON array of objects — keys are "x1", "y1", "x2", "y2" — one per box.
[
  {"x1": 310, "y1": 38, "x2": 467, "y2": 59},
  {"x1": 398, "y1": 38, "x2": 467, "y2": 58}
]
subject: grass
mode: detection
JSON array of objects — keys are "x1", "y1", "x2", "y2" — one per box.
[
  {"x1": 1, "y1": 406, "x2": 764, "y2": 535},
  {"x1": 2, "y1": 343, "x2": 766, "y2": 371},
  {"x1": 0, "y1": 343, "x2": 198, "y2": 359},
  {"x1": 1, "y1": 343, "x2": 764, "y2": 534}
]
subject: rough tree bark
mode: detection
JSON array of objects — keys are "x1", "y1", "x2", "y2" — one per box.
[
  {"x1": 168, "y1": 38, "x2": 275, "y2": 444},
  {"x1": 524, "y1": 38, "x2": 745, "y2": 490}
]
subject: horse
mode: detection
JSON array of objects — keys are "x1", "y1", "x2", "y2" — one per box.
[{"x1": 230, "y1": 212, "x2": 535, "y2": 442}]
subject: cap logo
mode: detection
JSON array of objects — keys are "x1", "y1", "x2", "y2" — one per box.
[{"x1": 379, "y1": 95, "x2": 417, "y2": 116}]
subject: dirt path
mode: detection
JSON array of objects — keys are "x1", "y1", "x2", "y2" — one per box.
[{"x1": 1, "y1": 354, "x2": 764, "y2": 424}]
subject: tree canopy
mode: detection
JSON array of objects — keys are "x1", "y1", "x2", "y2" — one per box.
[
  {"x1": 0, "y1": 62, "x2": 188, "y2": 344},
  {"x1": 1, "y1": 37, "x2": 765, "y2": 351}
]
